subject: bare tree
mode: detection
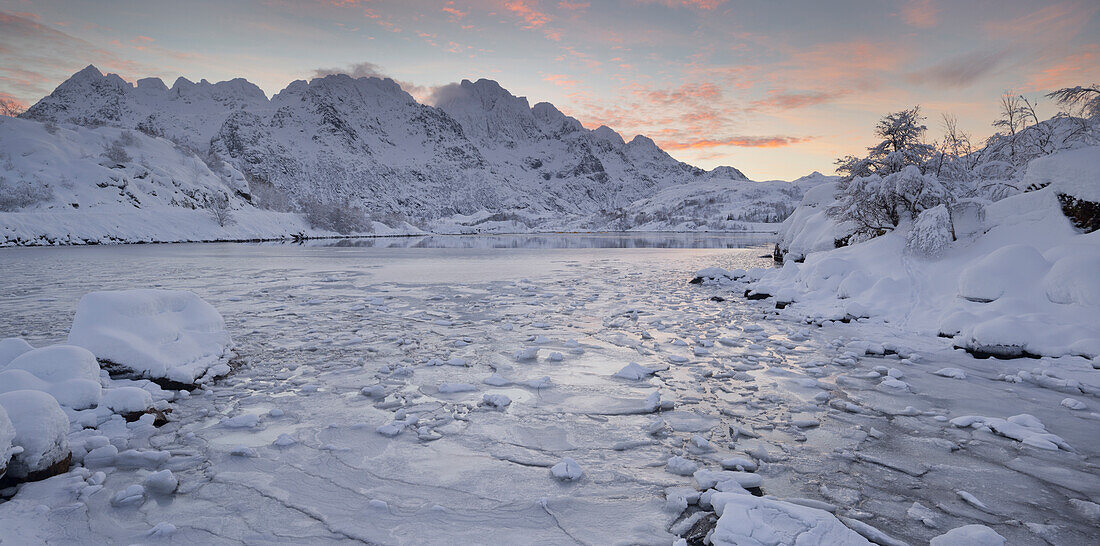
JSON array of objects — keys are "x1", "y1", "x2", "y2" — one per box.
[
  {"x1": 992, "y1": 93, "x2": 1029, "y2": 160},
  {"x1": 206, "y1": 193, "x2": 236, "y2": 227},
  {"x1": 0, "y1": 97, "x2": 25, "y2": 117}
]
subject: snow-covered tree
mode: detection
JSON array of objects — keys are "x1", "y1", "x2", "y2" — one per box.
[
  {"x1": 1047, "y1": 85, "x2": 1100, "y2": 119},
  {"x1": 829, "y1": 107, "x2": 952, "y2": 237},
  {"x1": 205, "y1": 193, "x2": 236, "y2": 227},
  {"x1": 906, "y1": 204, "x2": 953, "y2": 256}
]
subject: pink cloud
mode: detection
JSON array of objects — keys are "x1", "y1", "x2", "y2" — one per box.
[
  {"x1": 900, "y1": 0, "x2": 939, "y2": 28},
  {"x1": 1024, "y1": 44, "x2": 1100, "y2": 91},
  {"x1": 661, "y1": 135, "x2": 811, "y2": 150},
  {"x1": 983, "y1": 2, "x2": 1099, "y2": 42},
  {"x1": 542, "y1": 73, "x2": 578, "y2": 88},
  {"x1": 633, "y1": 0, "x2": 728, "y2": 10},
  {"x1": 503, "y1": 0, "x2": 551, "y2": 28},
  {"x1": 557, "y1": 1, "x2": 589, "y2": 11}
]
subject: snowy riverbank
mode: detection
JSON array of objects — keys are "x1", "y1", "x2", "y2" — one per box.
[{"x1": 1, "y1": 240, "x2": 1095, "y2": 543}]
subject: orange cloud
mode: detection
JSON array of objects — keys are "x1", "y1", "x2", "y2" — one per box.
[
  {"x1": 442, "y1": 3, "x2": 468, "y2": 19},
  {"x1": 660, "y1": 136, "x2": 811, "y2": 150}
]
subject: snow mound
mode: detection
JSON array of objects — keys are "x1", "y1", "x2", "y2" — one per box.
[
  {"x1": 709, "y1": 492, "x2": 870, "y2": 545},
  {"x1": 549, "y1": 457, "x2": 583, "y2": 481},
  {"x1": 929, "y1": 524, "x2": 1005, "y2": 546},
  {"x1": 68, "y1": 289, "x2": 234, "y2": 385},
  {"x1": 0, "y1": 338, "x2": 34, "y2": 367},
  {"x1": 950, "y1": 414, "x2": 1072, "y2": 451},
  {"x1": 1021, "y1": 145, "x2": 1100, "y2": 202},
  {"x1": 1, "y1": 345, "x2": 103, "y2": 409},
  {"x1": 957, "y1": 244, "x2": 1050, "y2": 303},
  {"x1": 0, "y1": 390, "x2": 71, "y2": 479}
]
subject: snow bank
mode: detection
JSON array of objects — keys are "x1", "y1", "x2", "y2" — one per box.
[
  {"x1": 709, "y1": 492, "x2": 870, "y2": 545},
  {"x1": 0, "y1": 390, "x2": 70, "y2": 479},
  {"x1": 745, "y1": 150, "x2": 1100, "y2": 360},
  {"x1": 1021, "y1": 146, "x2": 1100, "y2": 202},
  {"x1": 68, "y1": 290, "x2": 234, "y2": 385}
]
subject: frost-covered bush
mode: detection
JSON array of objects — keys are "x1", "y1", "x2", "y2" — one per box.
[
  {"x1": 102, "y1": 138, "x2": 132, "y2": 165},
  {"x1": 205, "y1": 193, "x2": 236, "y2": 227},
  {"x1": 906, "y1": 204, "x2": 953, "y2": 256},
  {"x1": 0, "y1": 175, "x2": 53, "y2": 211},
  {"x1": 301, "y1": 198, "x2": 373, "y2": 235}
]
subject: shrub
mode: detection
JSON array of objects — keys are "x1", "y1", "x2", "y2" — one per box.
[{"x1": 301, "y1": 199, "x2": 373, "y2": 234}]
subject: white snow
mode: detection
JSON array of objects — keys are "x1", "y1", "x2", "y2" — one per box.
[
  {"x1": 0, "y1": 390, "x2": 70, "y2": 478},
  {"x1": 1, "y1": 345, "x2": 103, "y2": 409},
  {"x1": 751, "y1": 156, "x2": 1100, "y2": 359},
  {"x1": 549, "y1": 457, "x2": 583, "y2": 481},
  {"x1": 1, "y1": 66, "x2": 821, "y2": 245},
  {"x1": 665, "y1": 456, "x2": 699, "y2": 476},
  {"x1": 709, "y1": 492, "x2": 871, "y2": 545},
  {"x1": 68, "y1": 289, "x2": 234, "y2": 385},
  {"x1": 0, "y1": 338, "x2": 33, "y2": 367},
  {"x1": 929, "y1": 524, "x2": 1006, "y2": 546}
]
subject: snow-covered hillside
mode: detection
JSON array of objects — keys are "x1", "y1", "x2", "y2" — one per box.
[
  {"x1": 724, "y1": 145, "x2": 1100, "y2": 360},
  {"x1": 0, "y1": 66, "x2": 823, "y2": 245}
]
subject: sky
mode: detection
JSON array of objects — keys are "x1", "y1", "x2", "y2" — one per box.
[{"x1": 1, "y1": 0, "x2": 1098, "y2": 180}]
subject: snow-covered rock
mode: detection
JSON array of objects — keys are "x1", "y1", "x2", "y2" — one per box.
[
  {"x1": 0, "y1": 404, "x2": 16, "y2": 478},
  {"x1": 68, "y1": 289, "x2": 233, "y2": 386},
  {"x1": 1, "y1": 345, "x2": 103, "y2": 409},
  {"x1": 929, "y1": 524, "x2": 1005, "y2": 545},
  {"x1": 0, "y1": 390, "x2": 71, "y2": 479},
  {"x1": 709, "y1": 492, "x2": 871, "y2": 545},
  {"x1": 549, "y1": 457, "x2": 583, "y2": 481},
  {"x1": 0, "y1": 338, "x2": 34, "y2": 367}
]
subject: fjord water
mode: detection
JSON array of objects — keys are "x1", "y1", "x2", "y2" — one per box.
[{"x1": 2, "y1": 233, "x2": 1096, "y2": 544}]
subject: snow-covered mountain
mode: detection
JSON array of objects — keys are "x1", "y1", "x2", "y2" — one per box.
[{"x1": 2, "y1": 65, "x2": 825, "y2": 245}]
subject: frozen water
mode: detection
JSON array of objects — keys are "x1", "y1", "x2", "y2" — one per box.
[{"x1": 0, "y1": 233, "x2": 1096, "y2": 544}]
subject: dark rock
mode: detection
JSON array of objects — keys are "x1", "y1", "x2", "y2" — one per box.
[
  {"x1": 0, "y1": 452, "x2": 71, "y2": 489},
  {"x1": 1058, "y1": 193, "x2": 1099, "y2": 233},
  {"x1": 744, "y1": 290, "x2": 771, "y2": 300},
  {"x1": 710, "y1": 296, "x2": 726, "y2": 302},
  {"x1": 775, "y1": 301, "x2": 790, "y2": 309}
]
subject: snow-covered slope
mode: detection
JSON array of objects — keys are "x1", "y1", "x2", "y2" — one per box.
[{"x1": 1, "y1": 66, "x2": 823, "y2": 245}]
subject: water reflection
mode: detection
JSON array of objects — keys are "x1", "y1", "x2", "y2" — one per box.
[{"x1": 304, "y1": 232, "x2": 774, "y2": 249}]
